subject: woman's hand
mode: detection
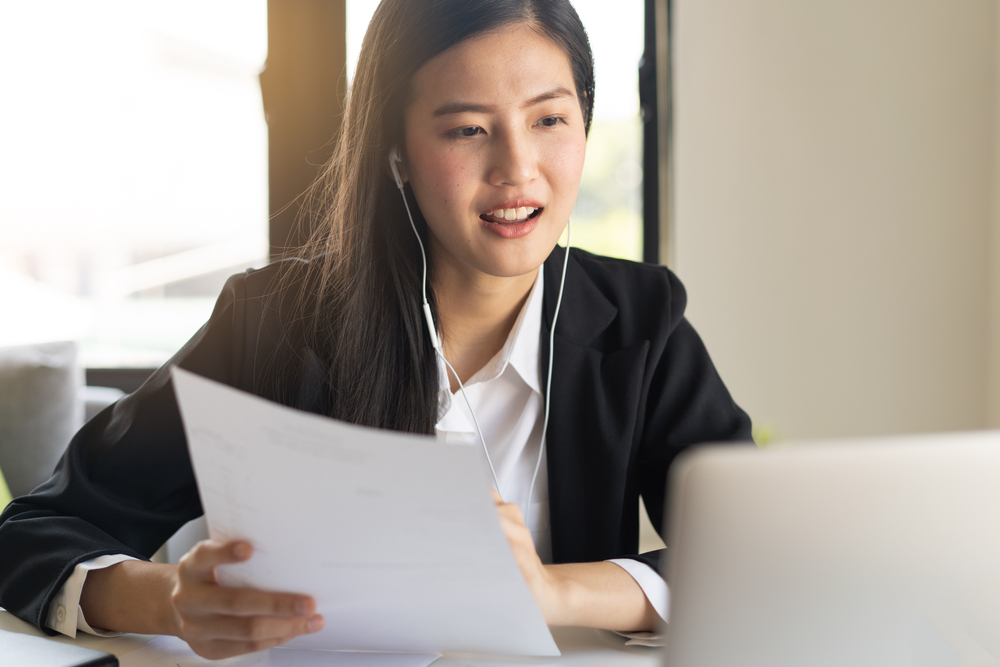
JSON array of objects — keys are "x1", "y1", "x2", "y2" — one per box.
[
  {"x1": 170, "y1": 540, "x2": 324, "y2": 659},
  {"x1": 491, "y1": 490, "x2": 565, "y2": 624},
  {"x1": 491, "y1": 491, "x2": 660, "y2": 632},
  {"x1": 80, "y1": 539, "x2": 325, "y2": 659}
]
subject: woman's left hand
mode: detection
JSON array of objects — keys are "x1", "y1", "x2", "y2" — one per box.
[
  {"x1": 491, "y1": 490, "x2": 565, "y2": 624},
  {"x1": 491, "y1": 490, "x2": 661, "y2": 632}
]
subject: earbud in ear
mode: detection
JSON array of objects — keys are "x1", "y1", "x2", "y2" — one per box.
[
  {"x1": 388, "y1": 145, "x2": 440, "y2": 351},
  {"x1": 388, "y1": 146, "x2": 404, "y2": 189}
]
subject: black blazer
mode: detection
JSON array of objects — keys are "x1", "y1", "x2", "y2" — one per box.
[{"x1": 0, "y1": 248, "x2": 752, "y2": 632}]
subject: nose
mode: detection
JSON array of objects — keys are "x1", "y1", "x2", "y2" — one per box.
[{"x1": 488, "y1": 127, "x2": 538, "y2": 187}]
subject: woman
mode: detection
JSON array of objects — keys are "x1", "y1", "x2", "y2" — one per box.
[{"x1": 0, "y1": 0, "x2": 751, "y2": 659}]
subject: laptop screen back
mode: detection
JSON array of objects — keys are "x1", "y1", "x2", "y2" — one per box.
[{"x1": 662, "y1": 430, "x2": 1000, "y2": 667}]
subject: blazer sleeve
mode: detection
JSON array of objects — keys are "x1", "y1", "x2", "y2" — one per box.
[
  {"x1": 0, "y1": 271, "x2": 252, "y2": 633},
  {"x1": 628, "y1": 273, "x2": 753, "y2": 574}
]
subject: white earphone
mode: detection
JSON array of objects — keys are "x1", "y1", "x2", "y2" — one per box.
[
  {"x1": 390, "y1": 147, "x2": 442, "y2": 353},
  {"x1": 388, "y1": 145, "x2": 405, "y2": 189},
  {"x1": 389, "y1": 146, "x2": 570, "y2": 523}
]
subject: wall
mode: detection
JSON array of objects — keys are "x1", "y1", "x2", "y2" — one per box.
[{"x1": 672, "y1": 0, "x2": 996, "y2": 439}]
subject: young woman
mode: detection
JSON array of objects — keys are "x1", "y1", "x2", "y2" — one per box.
[{"x1": 0, "y1": 0, "x2": 751, "y2": 659}]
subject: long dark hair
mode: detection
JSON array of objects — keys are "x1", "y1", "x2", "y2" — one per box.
[{"x1": 279, "y1": 0, "x2": 595, "y2": 434}]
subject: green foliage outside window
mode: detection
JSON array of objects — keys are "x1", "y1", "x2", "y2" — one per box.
[{"x1": 571, "y1": 117, "x2": 643, "y2": 262}]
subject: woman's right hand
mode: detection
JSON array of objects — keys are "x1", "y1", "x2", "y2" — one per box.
[{"x1": 171, "y1": 539, "x2": 324, "y2": 659}]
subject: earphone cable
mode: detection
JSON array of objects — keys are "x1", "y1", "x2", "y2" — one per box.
[
  {"x1": 395, "y1": 165, "x2": 566, "y2": 525},
  {"x1": 525, "y1": 219, "x2": 571, "y2": 529},
  {"x1": 437, "y1": 351, "x2": 503, "y2": 498},
  {"x1": 398, "y1": 183, "x2": 430, "y2": 304},
  {"x1": 397, "y1": 179, "x2": 502, "y2": 498}
]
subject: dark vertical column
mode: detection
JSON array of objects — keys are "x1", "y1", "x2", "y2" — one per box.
[
  {"x1": 655, "y1": 0, "x2": 673, "y2": 267},
  {"x1": 261, "y1": 0, "x2": 347, "y2": 260},
  {"x1": 640, "y1": 0, "x2": 659, "y2": 265}
]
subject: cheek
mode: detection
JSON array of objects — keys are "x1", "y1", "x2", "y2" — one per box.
[
  {"x1": 410, "y1": 144, "x2": 478, "y2": 208},
  {"x1": 544, "y1": 137, "x2": 587, "y2": 197}
]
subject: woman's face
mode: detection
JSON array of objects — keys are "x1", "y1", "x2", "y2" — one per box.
[{"x1": 401, "y1": 23, "x2": 587, "y2": 281}]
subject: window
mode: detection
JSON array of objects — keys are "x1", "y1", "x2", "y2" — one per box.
[
  {"x1": 0, "y1": 2, "x2": 269, "y2": 367},
  {"x1": 1, "y1": 2, "x2": 650, "y2": 368},
  {"x1": 569, "y1": 0, "x2": 645, "y2": 262}
]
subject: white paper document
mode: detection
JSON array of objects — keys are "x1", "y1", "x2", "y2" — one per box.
[{"x1": 171, "y1": 367, "x2": 559, "y2": 657}]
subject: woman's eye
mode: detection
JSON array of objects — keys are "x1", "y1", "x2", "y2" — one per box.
[
  {"x1": 453, "y1": 126, "x2": 483, "y2": 138},
  {"x1": 538, "y1": 116, "x2": 564, "y2": 128}
]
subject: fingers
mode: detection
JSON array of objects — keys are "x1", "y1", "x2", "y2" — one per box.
[
  {"x1": 175, "y1": 540, "x2": 315, "y2": 619},
  {"x1": 178, "y1": 540, "x2": 252, "y2": 583},
  {"x1": 496, "y1": 501, "x2": 526, "y2": 526},
  {"x1": 171, "y1": 539, "x2": 324, "y2": 660},
  {"x1": 489, "y1": 487, "x2": 525, "y2": 524},
  {"x1": 492, "y1": 495, "x2": 531, "y2": 547},
  {"x1": 499, "y1": 517, "x2": 535, "y2": 553},
  {"x1": 180, "y1": 608, "x2": 324, "y2": 644},
  {"x1": 175, "y1": 585, "x2": 323, "y2": 660},
  {"x1": 175, "y1": 582, "x2": 315, "y2": 619},
  {"x1": 490, "y1": 495, "x2": 552, "y2": 613},
  {"x1": 493, "y1": 501, "x2": 534, "y2": 553}
]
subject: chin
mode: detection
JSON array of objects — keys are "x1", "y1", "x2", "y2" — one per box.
[{"x1": 476, "y1": 246, "x2": 555, "y2": 279}]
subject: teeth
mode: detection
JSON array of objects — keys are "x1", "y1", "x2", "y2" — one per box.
[{"x1": 488, "y1": 206, "x2": 537, "y2": 221}]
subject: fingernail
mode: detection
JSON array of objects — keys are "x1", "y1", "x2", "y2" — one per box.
[
  {"x1": 308, "y1": 615, "x2": 324, "y2": 633},
  {"x1": 233, "y1": 543, "x2": 251, "y2": 559},
  {"x1": 296, "y1": 599, "x2": 310, "y2": 615}
]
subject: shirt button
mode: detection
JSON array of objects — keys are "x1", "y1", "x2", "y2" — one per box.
[{"x1": 56, "y1": 605, "x2": 66, "y2": 624}]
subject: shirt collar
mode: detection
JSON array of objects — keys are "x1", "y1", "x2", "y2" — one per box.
[
  {"x1": 504, "y1": 269, "x2": 544, "y2": 395},
  {"x1": 435, "y1": 269, "x2": 544, "y2": 418}
]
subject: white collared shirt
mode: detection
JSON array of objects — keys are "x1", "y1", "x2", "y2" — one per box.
[
  {"x1": 434, "y1": 267, "x2": 553, "y2": 563},
  {"x1": 50, "y1": 267, "x2": 667, "y2": 637},
  {"x1": 432, "y1": 268, "x2": 668, "y2": 621}
]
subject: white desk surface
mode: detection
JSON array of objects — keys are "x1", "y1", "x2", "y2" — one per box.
[{"x1": 0, "y1": 609, "x2": 660, "y2": 666}]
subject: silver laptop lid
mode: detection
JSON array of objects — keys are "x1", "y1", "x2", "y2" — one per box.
[{"x1": 662, "y1": 430, "x2": 1000, "y2": 667}]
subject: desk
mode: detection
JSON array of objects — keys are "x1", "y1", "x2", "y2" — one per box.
[{"x1": 0, "y1": 609, "x2": 659, "y2": 666}]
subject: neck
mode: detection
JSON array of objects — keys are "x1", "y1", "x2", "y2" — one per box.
[{"x1": 431, "y1": 258, "x2": 538, "y2": 392}]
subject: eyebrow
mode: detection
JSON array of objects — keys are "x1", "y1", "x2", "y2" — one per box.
[{"x1": 432, "y1": 86, "x2": 575, "y2": 117}]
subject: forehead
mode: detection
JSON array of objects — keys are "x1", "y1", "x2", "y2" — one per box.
[{"x1": 408, "y1": 23, "x2": 577, "y2": 113}]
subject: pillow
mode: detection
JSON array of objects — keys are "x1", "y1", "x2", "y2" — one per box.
[{"x1": 0, "y1": 342, "x2": 83, "y2": 498}]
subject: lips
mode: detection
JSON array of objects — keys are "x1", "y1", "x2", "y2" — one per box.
[{"x1": 479, "y1": 207, "x2": 542, "y2": 240}]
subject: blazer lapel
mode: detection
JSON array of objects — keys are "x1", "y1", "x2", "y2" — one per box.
[{"x1": 542, "y1": 250, "x2": 650, "y2": 563}]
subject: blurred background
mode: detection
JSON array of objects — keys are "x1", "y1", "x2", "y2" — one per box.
[
  {"x1": 0, "y1": 0, "x2": 644, "y2": 368},
  {"x1": 0, "y1": 1, "x2": 270, "y2": 367},
  {"x1": 1, "y1": 0, "x2": 998, "y2": 443}
]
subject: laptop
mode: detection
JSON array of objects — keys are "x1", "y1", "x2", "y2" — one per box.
[{"x1": 661, "y1": 430, "x2": 1000, "y2": 667}]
